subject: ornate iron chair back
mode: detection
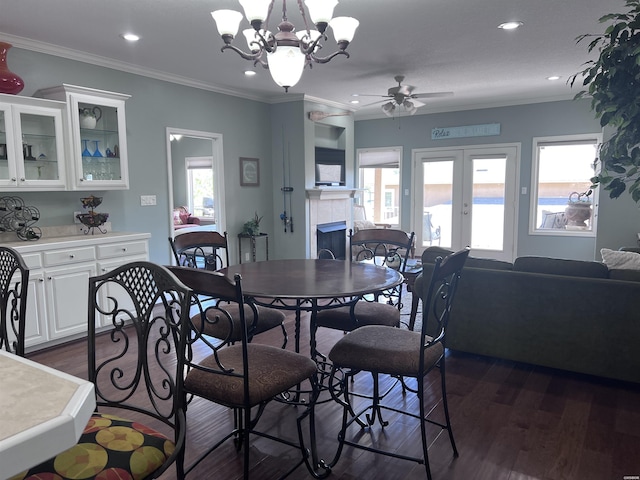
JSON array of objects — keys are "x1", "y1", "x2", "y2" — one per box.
[
  {"x1": 87, "y1": 261, "x2": 192, "y2": 477},
  {"x1": 169, "y1": 230, "x2": 229, "y2": 271},
  {"x1": 0, "y1": 246, "x2": 29, "y2": 356}
]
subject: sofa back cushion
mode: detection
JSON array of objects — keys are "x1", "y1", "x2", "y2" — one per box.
[
  {"x1": 513, "y1": 256, "x2": 609, "y2": 278},
  {"x1": 465, "y1": 257, "x2": 513, "y2": 270}
]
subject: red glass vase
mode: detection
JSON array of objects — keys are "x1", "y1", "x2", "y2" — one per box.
[{"x1": 0, "y1": 42, "x2": 25, "y2": 95}]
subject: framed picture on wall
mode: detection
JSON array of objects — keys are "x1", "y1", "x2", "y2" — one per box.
[{"x1": 240, "y1": 157, "x2": 260, "y2": 186}]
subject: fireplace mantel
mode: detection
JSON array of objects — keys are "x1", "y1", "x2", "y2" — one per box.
[{"x1": 306, "y1": 187, "x2": 360, "y2": 201}]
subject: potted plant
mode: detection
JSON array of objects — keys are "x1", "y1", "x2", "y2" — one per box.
[
  {"x1": 571, "y1": 0, "x2": 640, "y2": 202},
  {"x1": 242, "y1": 211, "x2": 263, "y2": 236}
]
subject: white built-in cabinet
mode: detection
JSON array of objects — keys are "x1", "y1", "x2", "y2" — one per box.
[
  {"x1": 35, "y1": 84, "x2": 131, "y2": 190},
  {"x1": 0, "y1": 94, "x2": 67, "y2": 191},
  {"x1": 11, "y1": 233, "x2": 149, "y2": 351}
]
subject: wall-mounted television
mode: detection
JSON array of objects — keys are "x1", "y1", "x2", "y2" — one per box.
[{"x1": 315, "y1": 147, "x2": 345, "y2": 186}]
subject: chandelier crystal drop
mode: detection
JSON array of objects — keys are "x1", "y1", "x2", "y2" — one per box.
[{"x1": 211, "y1": 0, "x2": 359, "y2": 92}]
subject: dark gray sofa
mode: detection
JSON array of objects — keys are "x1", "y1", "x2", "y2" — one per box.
[{"x1": 418, "y1": 247, "x2": 640, "y2": 384}]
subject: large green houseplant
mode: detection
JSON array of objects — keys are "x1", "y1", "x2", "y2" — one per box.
[{"x1": 571, "y1": 0, "x2": 640, "y2": 201}]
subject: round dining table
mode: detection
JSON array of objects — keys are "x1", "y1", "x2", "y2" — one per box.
[{"x1": 219, "y1": 258, "x2": 404, "y2": 356}]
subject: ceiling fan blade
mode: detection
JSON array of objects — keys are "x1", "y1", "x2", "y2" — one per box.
[
  {"x1": 412, "y1": 92, "x2": 454, "y2": 99},
  {"x1": 355, "y1": 93, "x2": 392, "y2": 98},
  {"x1": 410, "y1": 99, "x2": 426, "y2": 108},
  {"x1": 361, "y1": 99, "x2": 390, "y2": 107}
]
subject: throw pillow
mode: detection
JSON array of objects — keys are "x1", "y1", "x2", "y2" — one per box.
[
  {"x1": 179, "y1": 212, "x2": 190, "y2": 224},
  {"x1": 601, "y1": 248, "x2": 640, "y2": 270},
  {"x1": 172, "y1": 209, "x2": 184, "y2": 225}
]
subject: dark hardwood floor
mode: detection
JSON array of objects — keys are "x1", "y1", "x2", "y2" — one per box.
[{"x1": 28, "y1": 310, "x2": 640, "y2": 480}]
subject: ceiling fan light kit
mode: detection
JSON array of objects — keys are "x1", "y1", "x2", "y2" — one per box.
[
  {"x1": 211, "y1": 0, "x2": 359, "y2": 92},
  {"x1": 367, "y1": 75, "x2": 453, "y2": 117}
]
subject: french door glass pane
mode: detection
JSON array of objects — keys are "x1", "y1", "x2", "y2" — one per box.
[
  {"x1": 423, "y1": 161, "x2": 452, "y2": 248},
  {"x1": 471, "y1": 157, "x2": 505, "y2": 250}
]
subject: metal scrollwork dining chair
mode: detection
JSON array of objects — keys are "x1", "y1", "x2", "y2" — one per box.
[
  {"x1": 11, "y1": 261, "x2": 192, "y2": 480},
  {"x1": 167, "y1": 266, "x2": 330, "y2": 480},
  {"x1": 315, "y1": 228, "x2": 415, "y2": 332},
  {"x1": 169, "y1": 230, "x2": 287, "y2": 347},
  {"x1": 326, "y1": 247, "x2": 470, "y2": 480},
  {"x1": 0, "y1": 246, "x2": 29, "y2": 357}
]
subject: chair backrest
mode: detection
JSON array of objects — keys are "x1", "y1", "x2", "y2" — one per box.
[
  {"x1": 87, "y1": 261, "x2": 192, "y2": 474},
  {"x1": 0, "y1": 246, "x2": 29, "y2": 356},
  {"x1": 169, "y1": 230, "x2": 230, "y2": 270},
  {"x1": 420, "y1": 247, "x2": 470, "y2": 362},
  {"x1": 167, "y1": 266, "x2": 254, "y2": 395},
  {"x1": 349, "y1": 228, "x2": 415, "y2": 273}
]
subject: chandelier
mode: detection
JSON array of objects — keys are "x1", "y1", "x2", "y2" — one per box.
[{"x1": 211, "y1": 0, "x2": 359, "y2": 92}]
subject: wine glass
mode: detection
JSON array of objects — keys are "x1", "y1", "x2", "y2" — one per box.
[
  {"x1": 81, "y1": 139, "x2": 92, "y2": 157},
  {"x1": 92, "y1": 140, "x2": 103, "y2": 157}
]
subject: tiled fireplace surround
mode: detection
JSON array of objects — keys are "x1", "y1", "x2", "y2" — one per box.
[{"x1": 307, "y1": 188, "x2": 358, "y2": 259}]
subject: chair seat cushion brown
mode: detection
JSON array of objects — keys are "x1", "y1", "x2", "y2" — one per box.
[
  {"x1": 184, "y1": 344, "x2": 317, "y2": 407},
  {"x1": 11, "y1": 412, "x2": 175, "y2": 480},
  {"x1": 193, "y1": 304, "x2": 285, "y2": 341},
  {"x1": 329, "y1": 325, "x2": 443, "y2": 377},
  {"x1": 315, "y1": 301, "x2": 400, "y2": 331}
]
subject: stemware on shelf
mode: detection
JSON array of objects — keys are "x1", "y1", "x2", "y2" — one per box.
[
  {"x1": 92, "y1": 140, "x2": 103, "y2": 157},
  {"x1": 81, "y1": 139, "x2": 92, "y2": 157}
]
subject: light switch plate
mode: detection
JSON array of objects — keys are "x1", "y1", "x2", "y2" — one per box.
[{"x1": 140, "y1": 195, "x2": 156, "y2": 206}]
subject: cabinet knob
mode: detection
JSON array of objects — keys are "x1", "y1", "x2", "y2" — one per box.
[
  {"x1": 11, "y1": 177, "x2": 16, "y2": 182},
  {"x1": 79, "y1": 178, "x2": 84, "y2": 182},
  {"x1": 39, "y1": 278, "x2": 44, "y2": 282},
  {"x1": 122, "y1": 248, "x2": 127, "y2": 252},
  {"x1": 20, "y1": 178, "x2": 25, "y2": 182},
  {"x1": 47, "y1": 276, "x2": 52, "y2": 280},
  {"x1": 69, "y1": 254, "x2": 75, "y2": 258}
]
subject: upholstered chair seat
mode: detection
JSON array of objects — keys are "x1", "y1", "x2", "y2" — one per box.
[
  {"x1": 315, "y1": 301, "x2": 400, "y2": 331},
  {"x1": 193, "y1": 303, "x2": 285, "y2": 342},
  {"x1": 185, "y1": 344, "x2": 318, "y2": 406}
]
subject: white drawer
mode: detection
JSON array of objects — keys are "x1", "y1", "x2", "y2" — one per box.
[
  {"x1": 21, "y1": 253, "x2": 43, "y2": 270},
  {"x1": 43, "y1": 247, "x2": 96, "y2": 267},
  {"x1": 97, "y1": 241, "x2": 148, "y2": 259}
]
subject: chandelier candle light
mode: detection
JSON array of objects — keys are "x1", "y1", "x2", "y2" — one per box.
[{"x1": 211, "y1": 0, "x2": 358, "y2": 91}]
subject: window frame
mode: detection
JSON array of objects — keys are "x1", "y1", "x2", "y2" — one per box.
[
  {"x1": 356, "y1": 146, "x2": 403, "y2": 228},
  {"x1": 529, "y1": 134, "x2": 602, "y2": 237}
]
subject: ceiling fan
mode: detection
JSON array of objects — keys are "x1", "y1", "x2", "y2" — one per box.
[{"x1": 360, "y1": 75, "x2": 453, "y2": 116}]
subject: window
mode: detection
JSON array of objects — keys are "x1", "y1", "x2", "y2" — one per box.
[
  {"x1": 357, "y1": 147, "x2": 402, "y2": 226},
  {"x1": 530, "y1": 135, "x2": 601, "y2": 235},
  {"x1": 185, "y1": 156, "x2": 215, "y2": 220}
]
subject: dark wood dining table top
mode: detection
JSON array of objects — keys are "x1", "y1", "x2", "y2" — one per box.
[{"x1": 220, "y1": 258, "x2": 404, "y2": 301}]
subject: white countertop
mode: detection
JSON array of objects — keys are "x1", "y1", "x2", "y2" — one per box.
[
  {"x1": 4, "y1": 232, "x2": 151, "y2": 254},
  {"x1": 0, "y1": 350, "x2": 95, "y2": 479}
]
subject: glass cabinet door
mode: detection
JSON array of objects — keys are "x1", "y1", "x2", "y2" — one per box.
[
  {"x1": 18, "y1": 111, "x2": 62, "y2": 182},
  {"x1": 77, "y1": 101, "x2": 123, "y2": 183},
  {"x1": 0, "y1": 104, "x2": 18, "y2": 186},
  {"x1": 0, "y1": 99, "x2": 66, "y2": 190}
]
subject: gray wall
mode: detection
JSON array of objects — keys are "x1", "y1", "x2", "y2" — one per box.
[{"x1": 355, "y1": 100, "x2": 640, "y2": 261}]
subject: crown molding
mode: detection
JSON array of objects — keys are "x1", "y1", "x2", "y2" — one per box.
[{"x1": 0, "y1": 32, "x2": 269, "y2": 103}]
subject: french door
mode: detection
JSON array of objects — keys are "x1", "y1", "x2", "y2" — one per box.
[{"x1": 412, "y1": 144, "x2": 519, "y2": 261}]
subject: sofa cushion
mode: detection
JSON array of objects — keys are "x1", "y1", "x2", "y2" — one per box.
[
  {"x1": 465, "y1": 257, "x2": 513, "y2": 270},
  {"x1": 513, "y1": 256, "x2": 609, "y2": 278},
  {"x1": 601, "y1": 248, "x2": 640, "y2": 270},
  {"x1": 608, "y1": 269, "x2": 640, "y2": 282}
]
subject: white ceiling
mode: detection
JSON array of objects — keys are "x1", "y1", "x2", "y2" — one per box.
[{"x1": 0, "y1": 0, "x2": 622, "y2": 119}]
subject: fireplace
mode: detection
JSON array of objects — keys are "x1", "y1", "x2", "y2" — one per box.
[
  {"x1": 317, "y1": 221, "x2": 347, "y2": 259},
  {"x1": 306, "y1": 187, "x2": 358, "y2": 259}
]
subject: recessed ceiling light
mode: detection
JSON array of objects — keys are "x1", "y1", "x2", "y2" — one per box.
[
  {"x1": 350, "y1": 100, "x2": 360, "y2": 104},
  {"x1": 498, "y1": 21, "x2": 523, "y2": 30},
  {"x1": 244, "y1": 70, "x2": 256, "y2": 77},
  {"x1": 547, "y1": 75, "x2": 561, "y2": 81},
  {"x1": 120, "y1": 33, "x2": 140, "y2": 42}
]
